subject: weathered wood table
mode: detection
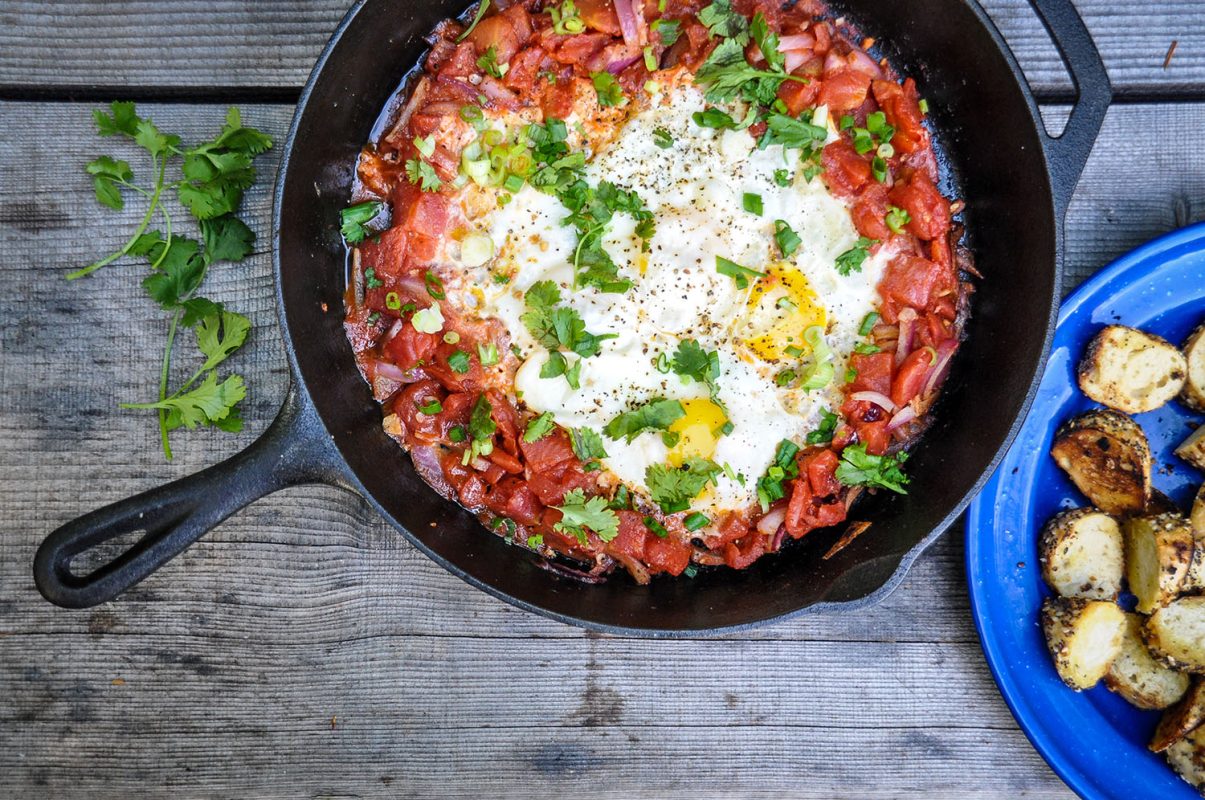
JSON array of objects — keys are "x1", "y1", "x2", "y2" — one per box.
[{"x1": 1, "y1": 2, "x2": 1201, "y2": 797}]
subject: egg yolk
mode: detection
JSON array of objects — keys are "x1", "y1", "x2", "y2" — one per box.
[
  {"x1": 667, "y1": 398, "x2": 727, "y2": 465},
  {"x1": 741, "y1": 264, "x2": 827, "y2": 362}
]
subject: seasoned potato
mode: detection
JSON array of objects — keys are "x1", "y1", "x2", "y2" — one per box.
[
  {"x1": 1167, "y1": 725, "x2": 1205, "y2": 793},
  {"x1": 1105, "y1": 613, "x2": 1190, "y2": 709},
  {"x1": 1039, "y1": 508, "x2": 1123, "y2": 600},
  {"x1": 1177, "y1": 425, "x2": 1205, "y2": 472},
  {"x1": 1194, "y1": 485, "x2": 1205, "y2": 536},
  {"x1": 1041, "y1": 597, "x2": 1126, "y2": 690},
  {"x1": 1153, "y1": 680, "x2": 1205, "y2": 752},
  {"x1": 1146, "y1": 596, "x2": 1205, "y2": 673},
  {"x1": 1051, "y1": 409, "x2": 1152, "y2": 515},
  {"x1": 1078, "y1": 325, "x2": 1188, "y2": 413},
  {"x1": 1125, "y1": 514, "x2": 1195, "y2": 614},
  {"x1": 1183, "y1": 322, "x2": 1205, "y2": 412}
]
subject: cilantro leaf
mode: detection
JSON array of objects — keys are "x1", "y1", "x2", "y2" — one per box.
[
  {"x1": 341, "y1": 200, "x2": 384, "y2": 244},
  {"x1": 86, "y1": 156, "x2": 134, "y2": 210},
  {"x1": 553, "y1": 488, "x2": 620, "y2": 544},
  {"x1": 651, "y1": 18, "x2": 681, "y2": 47},
  {"x1": 93, "y1": 101, "x2": 140, "y2": 137},
  {"x1": 520, "y1": 281, "x2": 616, "y2": 359},
  {"x1": 121, "y1": 372, "x2": 245, "y2": 430},
  {"x1": 570, "y1": 427, "x2": 608, "y2": 461},
  {"x1": 591, "y1": 71, "x2": 625, "y2": 108},
  {"x1": 698, "y1": 0, "x2": 750, "y2": 44},
  {"x1": 835, "y1": 237, "x2": 877, "y2": 276},
  {"x1": 672, "y1": 339, "x2": 720, "y2": 390},
  {"x1": 195, "y1": 310, "x2": 251, "y2": 372},
  {"x1": 134, "y1": 118, "x2": 181, "y2": 157},
  {"x1": 764, "y1": 113, "x2": 828, "y2": 150},
  {"x1": 200, "y1": 215, "x2": 255, "y2": 263},
  {"x1": 645, "y1": 457, "x2": 722, "y2": 513},
  {"x1": 835, "y1": 443, "x2": 910, "y2": 494},
  {"x1": 694, "y1": 37, "x2": 801, "y2": 106},
  {"x1": 179, "y1": 297, "x2": 224, "y2": 328},
  {"x1": 140, "y1": 237, "x2": 207, "y2": 310},
  {"x1": 523, "y1": 411, "x2": 557, "y2": 443},
  {"x1": 749, "y1": 13, "x2": 784, "y2": 73},
  {"x1": 405, "y1": 158, "x2": 443, "y2": 192},
  {"x1": 603, "y1": 398, "x2": 685, "y2": 442}
]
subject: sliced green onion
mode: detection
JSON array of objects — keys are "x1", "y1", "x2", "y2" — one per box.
[
  {"x1": 419, "y1": 398, "x2": 443, "y2": 415},
  {"x1": 425, "y1": 270, "x2": 445, "y2": 299},
  {"x1": 502, "y1": 174, "x2": 524, "y2": 193},
  {"x1": 385, "y1": 291, "x2": 401, "y2": 310},
  {"x1": 644, "y1": 516, "x2": 670, "y2": 538},
  {"x1": 800, "y1": 361, "x2": 835, "y2": 391},
  {"x1": 684, "y1": 512, "x2": 710, "y2": 532},
  {"x1": 443, "y1": 331, "x2": 461, "y2": 344},
  {"x1": 715, "y1": 256, "x2": 766, "y2": 290},
  {"x1": 449, "y1": 425, "x2": 467, "y2": 442},
  {"x1": 859, "y1": 312, "x2": 880, "y2": 336},
  {"x1": 411, "y1": 303, "x2": 444, "y2": 333},
  {"x1": 742, "y1": 192, "x2": 763, "y2": 216},
  {"x1": 643, "y1": 45, "x2": 658, "y2": 72}
]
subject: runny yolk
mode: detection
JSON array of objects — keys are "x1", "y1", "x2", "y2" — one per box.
[
  {"x1": 741, "y1": 263, "x2": 827, "y2": 362},
  {"x1": 667, "y1": 398, "x2": 728, "y2": 466}
]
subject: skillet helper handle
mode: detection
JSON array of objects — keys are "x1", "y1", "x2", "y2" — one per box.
[
  {"x1": 1028, "y1": 0, "x2": 1112, "y2": 215},
  {"x1": 34, "y1": 387, "x2": 347, "y2": 608}
]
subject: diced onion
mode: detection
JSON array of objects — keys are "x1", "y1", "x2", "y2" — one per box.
[
  {"x1": 896, "y1": 307, "x2": 917, "y2": 366},
  {"x1": 411, "y1": 303, "x2": 444, "y2": 334},
  {"x1": 461, "y1": 232, "x2": 495, "y2": 267}
]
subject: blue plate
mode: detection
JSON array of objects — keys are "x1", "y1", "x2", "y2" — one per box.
[{"x1": 966, "y1": 223, "x2": 1205, "y2": 799}]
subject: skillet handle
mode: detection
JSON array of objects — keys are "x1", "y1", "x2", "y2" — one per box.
[
  {"x1": 33, "y1": 386, "x2": 350, "y2": 608},
  {"x1": 1027, "y1": 0, "x2": 1112, "y2": 216}
]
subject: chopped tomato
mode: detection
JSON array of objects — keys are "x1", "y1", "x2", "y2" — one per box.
[
  {"x1": 519, "y1": 428, "x2": 577, "y2": 473},
  {"x1": 821, "y1": 139, "x2": 871, "y2": 198},
  {"x1": 357, "y1": 225, "x2": 409, "y2": 282},
  {"x1": 850, "y1": 183, "x2": 891, "y2": 240},
  {"x1": 437, "y1": 41, "x2": 479, "y2": 79},
  {"x1": 802, "y1": 449, "x2": 842, "y2": 498},
  {"x1": 878, "y1": 255, "x2": 943, "y2": 322},
  {"x1": 551, "y1": 32, "x2": 612, "y2": 64},
  {"x1": 384, "y1": 323, "x2": 439, "y2": 370},
  {"x1": 504, "y1": 45, "x2": 547, "y2": 92},
  {"x1": 817, "y1": 69, "x2": 872, "y2": 112},
  {"x1": 394, "y1": 380, "x2": 446, "y2": 443},
  {"x1": 889, "y1": 173, "x2": 950, "y2": 241},
  {"x1": 485, "y1": 389, "x2": 521, "y2": 456},
  {"x1": 459, "y1": 475, "x2": 486, "y2": 507},
  {"x1": 574, "y1": 0, "x2": 621, "y2": 34},
  {"x1": 468, "y1": 15, "x2": 521, "y2": 62},
  {"x1": 847, "y1": 351, "x2": 895, "y2": 395},
  {"x1": 487, "y1": 448, "x2": 524, "y2": 474},
  {"x1": 892, "y1": 347, "x2": 935, "y2": 408},
  {"x1": 502, "y1": 481, "x2": 543, "y2": 527},
  {"x1": 854, "y1": 419, "x2": 891, "y2": 455},
  {"x1": 644, "y1": 533, "x2": 692, "y2": 576},
  {"x1": 872, "y1": 78, "x2": 926, "y2": 154},
  {"x1": 723, "y1": 533, "x2": 766, "y2": 570},
  {"x1": 606, "y1": 511, "x2": 649, "y2": 562},
  {"x1": 785, "y1": 464, "x2": 847, "y2": 539},
  {"x1": 777, "y1": 77, "x2": 821, "y2": 116}
]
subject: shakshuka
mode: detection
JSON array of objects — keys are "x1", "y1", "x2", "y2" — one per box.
[{"x1": 342, "y1": 0, "x2": 973, "y2": 583}]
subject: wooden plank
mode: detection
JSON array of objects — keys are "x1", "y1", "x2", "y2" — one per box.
[
  {"x1": 0, "y1": 1, "x2": 1199, "y2": 97},
  {"x1": 5, "y1": 98, "x2": 1203, "y2": 797}
]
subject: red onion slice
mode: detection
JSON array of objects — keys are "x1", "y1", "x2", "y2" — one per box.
[
  {"x1": 614, "y1": 0, "x2": 643, "y2": 48},
  {"x1": 886, "y1": 404, "x2": 918, "y2": 431},
  {"x1": 846, "y1": 49, "x2": 884, "y2": 79},
  {"x1": 374, "y1": 359, "x2": 420, "y2": 383},
  {"x1": 778, "y1": 33, "x2": 816, "y2": 52},
  {"x1": 850, "y1": 390, "x2": 897, "y2": 413},
  {"x1": 921, "y1": 340, "x2": 959, "y2": 398},
  {"x1": 783, "y1": 49, "x2": 810, "y2": 74},
  {"x1": 757, "y1": 505, "x2": 787, "y2": 537}
]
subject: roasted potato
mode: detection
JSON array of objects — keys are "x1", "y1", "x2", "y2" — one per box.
[
  {"x1": 1178, "y1": 425, "x2": 1205, "y2": 472},
  {"x1": 1078, "y1": 325, "x2": 1188, "y2": 413},
  {"x1": 1153, "y1": 680, "x2": 1205, "y2": 752},
  {"x1": 1167, "y1": 725, "x2": 1205, "y2": 793},
  {"x1": 1194, "y1": 485, "x2": 1205, "y2": 536},
  {"x1": 1146, "y1": 596, "x2": 1205, "y2": 673},
  {"x1": 1051, "y1": 409, "x2": 1152, "y2": 515},
  {"x1": 1183, "y1": 322, "x2": 1205, "y2": 412},
  {"x1": 1105, "y1": 612, "x2": 1191, "y2": 709},
  {"x1": 1125, "y1": 514, "x2": 1195, "y2": 614},
  {"x1": 1039, "y1": 508, "x2": 1123, "y2": 600},
  {"x1": 1041, "y1": 596, "x2": 1126, "y2": 690}
]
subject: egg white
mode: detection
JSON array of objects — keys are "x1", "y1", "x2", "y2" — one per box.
[{"x1": 449, "y1": 86, "x2": 893, "y2": 516}]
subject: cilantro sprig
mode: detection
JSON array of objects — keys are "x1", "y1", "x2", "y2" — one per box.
[
  {"x1": 604, "y1": 398, "x2": 686, "y2": 443},
  {"x1": 646, "y1": 457, "x2": 722, "y2": 513},
  {"x1": 554, "y1": 488, "x2": 620, "y2": 544},
  {"x1": 71, "y1": 102, "x2": 272, "y2": 459},
  {"x1": 835, "y1": 443, "x2": 910, "y2": 494}
]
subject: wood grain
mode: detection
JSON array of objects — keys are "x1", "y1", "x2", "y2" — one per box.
[
  {"x1": 0, "y1": 0, "x2": 1199, "y2": 98},
  {"x1": 5, "y1": 92, "x2": 1205, "y2": 798}
]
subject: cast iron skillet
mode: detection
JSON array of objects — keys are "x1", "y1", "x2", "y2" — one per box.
[{"x1": 35, "y1": 0, "x2": 1110, "y2": 633}]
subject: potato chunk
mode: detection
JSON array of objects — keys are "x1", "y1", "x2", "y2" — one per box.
[
  {"x1": 1078, "y1": 325, "x2": 1187, "y2": 413},
  {"x1": 1039, "y1": 508, "x2": 1123, "y2": 600},
  {"x1": 1051, "y1": 409, "x2": 1152, "y2": 515},
  {"x1": 1167, "y1": 725, "x2": 1205, "y2": 792},
  {"x1": 1194, "y1": 485, "x2": 1205, "y2": 537},
  {"x1": 1153, "y1": 680, "x2": 1205, "y2": 752},
  {"x1": 1041, "y1": 597, "x2": 1126, "y2": 690},
  {"x1": 1146, "y1": 596, "x2": 1205, "y2": 673},
  {"x1": 1125, "y1": 514, "x2": 1195, "y2": 614},
  {"x1": 1105, "y1": 613, "x2": 1190, "y2": 709},
  {"x1": 1177, "y1": 425, "x2": 1205, "y2": 472},
  {"x1": 1183, "y1": 322, "x2": 1205, "y2": 412}
]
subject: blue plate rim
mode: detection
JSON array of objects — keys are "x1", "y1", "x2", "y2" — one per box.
[{"x1": 965, "y1": 221, "x2": 1205, "y2": 800}]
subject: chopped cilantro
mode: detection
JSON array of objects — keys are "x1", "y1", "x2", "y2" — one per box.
[
  {"x1": 603, "y1": 398, "x2": 686, "y2": 442},
  {"x1": 554, "y1": 488, "x2": 620, "y2": 543},
  {"x1": 646, "y1": 457, "x2": 722, "y2": 513},
  {"x1": 523, "y1": 411, "x2": 556, "y2": 443},
  {"x1": 835, "y1": 443, "x2": 910, "y2": 494},
  {"x1": 835, "y1": 237, "x2": 877, "y2": 276}
]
